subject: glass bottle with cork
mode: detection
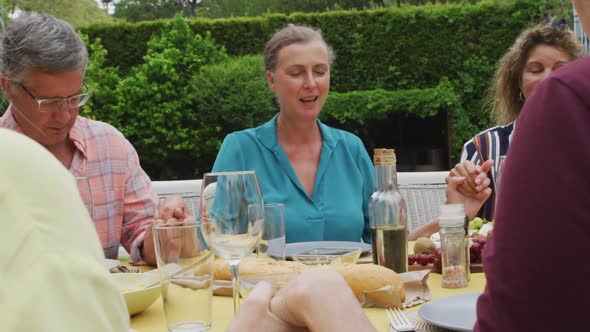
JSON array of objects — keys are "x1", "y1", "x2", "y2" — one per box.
[
  {"x1": 369, "y1": 148, "x2": 408, "y2": 273},
  {"x1": 439, "y1": 204, "x2": 469, "y2": 288}
]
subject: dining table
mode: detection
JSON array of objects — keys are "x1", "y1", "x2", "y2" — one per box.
[{"x1": 128, "y1": 243, "x2": 487, "y2": 332}]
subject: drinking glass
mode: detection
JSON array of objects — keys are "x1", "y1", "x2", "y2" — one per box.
[
  {"x1": 198, "y1": 171, "x2": 264, "y2": 314},
  {"x1": 75, "y1": 176, "x2": 94, "y2": 221},
  {"x1": 249, "y1": 203, "x2": 286, "y2": 260},
  {"x1": 153, "y1": 222, "x2": 213, "y2": 332}
]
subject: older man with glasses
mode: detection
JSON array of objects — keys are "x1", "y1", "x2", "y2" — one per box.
[{"x1": 0, "y1": 13, "x2": 184, "y2": 266}]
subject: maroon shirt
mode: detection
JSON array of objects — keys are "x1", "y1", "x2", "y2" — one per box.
[{"x1": 474, "y1": 57, "x2": 590, "y2": 331}]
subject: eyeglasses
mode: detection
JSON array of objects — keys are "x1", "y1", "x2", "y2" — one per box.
[{"x1": 16, "y1": 81, "x2": 92, "y2": 112}]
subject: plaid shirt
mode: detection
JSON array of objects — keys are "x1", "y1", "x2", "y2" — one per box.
[{"x1": 0, "y1": 109, "x2": 157, "y2": 264}]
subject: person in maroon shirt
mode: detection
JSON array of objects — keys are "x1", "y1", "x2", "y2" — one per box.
[{"x1": 474, "y1": 1, "x2": 590, "y2": 331}]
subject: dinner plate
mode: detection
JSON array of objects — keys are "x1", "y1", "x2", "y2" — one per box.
[
  {"x1": 418, "y1": 292, "x2": 481, "y2": 331},
  {"x1": 269, "y1": 241, "x2": 371, "y2": 259}
]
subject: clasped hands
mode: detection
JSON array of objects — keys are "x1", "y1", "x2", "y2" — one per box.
[
  {"x1": 226, "y1": 270, "x2": 377, "y2": 332},
  {"x1": 143, "y1": 196, "x2": 200, "y2": 265},
  {"x1": 446, "y1": 159, "x2": 494, "y2": 220}
]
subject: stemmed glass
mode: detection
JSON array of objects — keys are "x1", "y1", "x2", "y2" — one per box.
[
  {"x1": 199, "y1": 171, "x2": 264, "y2": 314},
  {"x1": 75, "y1": 176, "x2": 94, "y2": 222}
]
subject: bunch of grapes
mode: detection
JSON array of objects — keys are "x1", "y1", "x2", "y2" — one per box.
[
  {"x1": 408, "y1": 253, "x2": 433, "y2": 266},
  {"x1": 408, "y1": 235, "x2": 490, "y2": 271},
  {"x1": 408, "y1": 249, "x2": 441, "y2": 269},
  {"x1": 469, "y1": 235, "x2": 488, "y2": 263}
]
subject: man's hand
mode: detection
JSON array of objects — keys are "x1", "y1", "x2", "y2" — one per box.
[
  {"x1": 446, "y1": 159, "x2": 494, "y2": 220},
  {"x1": 270, "y1": 270, "x2": 376, "y2": 332},
  {"x1": 226, "y1": 282, "x2": 304, "y2": 332}
]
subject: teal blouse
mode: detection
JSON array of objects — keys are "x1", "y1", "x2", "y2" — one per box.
[{"x1": 212, "y1": 114, "x2": 374, "y2": 243}]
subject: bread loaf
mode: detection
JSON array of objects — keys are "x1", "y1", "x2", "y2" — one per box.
[
  {"x1": 212, "y1": 258, "x2": 405, "y2": 306},
  {"x1": 329, "y1": 264, "x2": 405, "y2": 304},
  {"x1": 213, "y1": 257, "x2": 308, "y2": 280}
]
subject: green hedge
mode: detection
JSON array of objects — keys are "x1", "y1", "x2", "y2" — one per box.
[
  {"x1": 77, "y1": 1, "x2": 561, "y2": 179},
  {"x1": 81, "y1": 0, "x2": 539, "y2": 90}
]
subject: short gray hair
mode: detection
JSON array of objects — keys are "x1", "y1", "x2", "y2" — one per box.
[
  {"x1": 263, "y1": 24, "x2": 335, "y2": 72},
  {"x1": 0, "y1": 13, "x2": 88, "y2": 81}
]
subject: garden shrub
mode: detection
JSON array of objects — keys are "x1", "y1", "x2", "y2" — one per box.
[
  {"x1": 108, "y1": 15, "x2": 228, "y2": 179},
  {"x1": 188, "y1": 54, "x2": 276, "y2": 177}
]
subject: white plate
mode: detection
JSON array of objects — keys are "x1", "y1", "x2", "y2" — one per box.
[
  {"x1": 269, "y1": 241, "x2": 371, "y2": 259},
  {"x1": 104, "y1": 259, "x2": 121, "y2": 270},
  {"x1": 418, "y1": 292, "x2": 481, "y2": 331}
]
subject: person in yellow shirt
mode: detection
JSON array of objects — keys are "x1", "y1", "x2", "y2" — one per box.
[{"x1": 0, "y1": 128, "x2": 129, "y2": 331}]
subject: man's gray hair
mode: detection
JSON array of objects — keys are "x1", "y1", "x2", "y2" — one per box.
[{"x1": 0, "y1": 13, "x2": 88, "y2": 80}]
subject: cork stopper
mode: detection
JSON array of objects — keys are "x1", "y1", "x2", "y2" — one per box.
[
  {"x1": 374, "y1": 148, "x2": 396, "y2": 166},
  {"x1": 373, "y1": 148, "x2": 387, "y2": 164}
]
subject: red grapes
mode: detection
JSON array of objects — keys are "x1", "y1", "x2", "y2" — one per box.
[
  {"x1": 469, "y1": 235, "x2": 488, "y2": 263},
  {"x1": 408, "y1": 236, "x2": 489, "y2": 270}
]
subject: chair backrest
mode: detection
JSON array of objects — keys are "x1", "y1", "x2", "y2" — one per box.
[
  {"x1": 397, "y1": 171, "x2": 448, "y2": 231},
  {"x1": 151, "y1": 179, "x2": 202, "y2": 217}
]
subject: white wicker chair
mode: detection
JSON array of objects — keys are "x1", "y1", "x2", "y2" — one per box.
[
  {"x1": 397, "y1": 171, "x2": 448, "y2": 231},
  {"x1": 151, "y1": 179, "x2": 202, "y2": 217}
]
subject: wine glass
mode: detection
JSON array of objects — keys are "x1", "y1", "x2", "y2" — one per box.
[
  {"x1": 198, "y1": 171, "x2": 264, "y2": 314},
  {"x1": 75, "y1": 176, "x2": 94, "y2": 222}
]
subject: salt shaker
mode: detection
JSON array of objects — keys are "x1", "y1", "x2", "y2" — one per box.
[{"x1": 439, "y1": 204, "x2": 468, "y2": 288}]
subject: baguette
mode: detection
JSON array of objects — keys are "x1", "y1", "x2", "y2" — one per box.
[
  {"x1": 213, "y1": 257, "x2": 309, "y2": 280},
  {"x1": 329, "y1": 263, "x2": 405, "y2": 304},
  {"x1": 211, "y1": 258, "x2": 405, "y2": 306}
]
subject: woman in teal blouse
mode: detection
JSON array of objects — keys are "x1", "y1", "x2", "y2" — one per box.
[{"x1": 212, "y1": 25, "x2": 374, "y2": 243}]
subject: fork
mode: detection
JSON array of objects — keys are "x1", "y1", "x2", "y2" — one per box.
[{"x1": 386, "y1": 307, "x2": 415, "y2": 332}]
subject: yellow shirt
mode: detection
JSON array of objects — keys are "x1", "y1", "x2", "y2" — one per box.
[{"x1": 0, "y1": 129, "x2": 129, "y2": 331}]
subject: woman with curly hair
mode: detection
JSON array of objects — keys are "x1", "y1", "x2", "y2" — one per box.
[{"x1": 448, "y1": 22, "x2": 585, "y2": 221}]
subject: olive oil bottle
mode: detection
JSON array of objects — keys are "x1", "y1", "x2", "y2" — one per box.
[{"x1": 369, "y1": 149, "x2": 408, "y2": 273}]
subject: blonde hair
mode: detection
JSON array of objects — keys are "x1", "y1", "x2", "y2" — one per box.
[{"x1": 485, "y1": 24, "x2": 584, "y2": 125}]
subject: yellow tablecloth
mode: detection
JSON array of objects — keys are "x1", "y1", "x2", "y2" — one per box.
[{"x1": 130, "y1": 272, "x2": 486, "y2": 332}]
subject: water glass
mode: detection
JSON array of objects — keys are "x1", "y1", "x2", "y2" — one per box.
[
  {"x1": 153, "y1": 222, "x2": 213, "y2": 332},
  {"x1": 250, "y1": 203, "x2": 286, "y2": 260}
]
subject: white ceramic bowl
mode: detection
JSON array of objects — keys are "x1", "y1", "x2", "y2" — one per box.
[{"x1": 110, "y1": 273, "x2": 161, "y2": 316}]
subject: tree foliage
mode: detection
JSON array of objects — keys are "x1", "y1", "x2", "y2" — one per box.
[
  {"x1": 13, "y1": 0, "x2": 109, "y2": 27},
  {"x1": 113, "y1": 0, "x2": 179, "y2": 22},
  {"x1": 198, "y1": 0, "x2": 278, "y2": 18}
]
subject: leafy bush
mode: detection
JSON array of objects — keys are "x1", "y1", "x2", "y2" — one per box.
[
  {"x1": 83, "y1": 35, "x2": 121, "y2": 120},
  {"x1": 188, "y1": 55, "x2": 276, "y2": 174},
  {"x1": 107, "y1": 15, "x2": 228, "y2": 179}
]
